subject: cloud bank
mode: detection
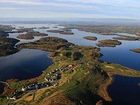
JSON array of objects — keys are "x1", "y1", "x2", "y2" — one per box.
[{"x1": 0, "y1": 0, "x2": 140, "y2": 20}]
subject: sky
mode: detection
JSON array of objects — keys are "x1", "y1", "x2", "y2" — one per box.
[{"x1": 0, "y1": 0, "x2": 140, "y2": 20}]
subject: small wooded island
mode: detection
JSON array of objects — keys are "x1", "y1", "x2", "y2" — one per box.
[
  {"x1": 97, "y1": 39, "x2": 122, "y2": 47},
  {"x1": 130, "y1": 48, "x2": 140, "y2": 53},
  {"x1": 83, "y1": 36, "x2": 97, "y2": 41},
  {"x1": 47, "y1": 29, "x2": 74, "y2": 35},
  {"x1": 113, "y1": 35, "x2": 140, "y2": 41},
  {"x1": 17, "y1": 32, "x2": 48, "y2": 40},
  {"x1": 16, "y1": 28, "x2": 34, "y2": 33}
]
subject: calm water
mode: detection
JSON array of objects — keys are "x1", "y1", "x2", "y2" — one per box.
[
  {"x1": 0, "y1": 49, "x2": 52, "y2": 81},
  {"x1": 108, "y1": 75, "x2": 140, "y2": 105},
  {"x1": 100, "y1": 42, "x2": 140, "y2": 71}
]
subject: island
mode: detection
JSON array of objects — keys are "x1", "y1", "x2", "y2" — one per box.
[
  {"x1": 47, "y1": 29, "x2": 74, "y2": 35},
  {"x1": 48, "y1": 30, "x2": 61, "y2": 32},
  {"x1": 130, "y1": 48, "x2": 140, "y2": 53},
  {"x1": 18, "y1": 37, "x2": 74, "y2": 51},
  {"x1": 0, "y1": 38, "x2": 19, "y2": 56},
  {"x1": 83, "y1": 36, "x2": 97, "y2": 41},
  {"x1": 17, "y1": 34, "x2": 34, "y2": 40},
  {"x1": 17, "y1": 32, "x2": 48, "y2": 40},
  {"x1": 16, "y1": 28, "x2": 34, "y2": 33},
  {"x1": 38, "y1": 26, "x2": 49, "y2": 29},
  {"x1": 100, "y1": 33, "x2": 118, "y2": 35},
  {"x1": 65, "y1": 24, "x2": 140, "y2": 35},
  {"x1": 0, "y1": 37, "x2": 140, "y2": 105},
  {"x1": 59, "y1": 31, "x2": 74, "y2": 35},
  {"x1": 113, "y1": 35, "x2": 140, "y2": 41},
  {"x1": 96, "y1": 39, "x2": 122, "y2": 47}
]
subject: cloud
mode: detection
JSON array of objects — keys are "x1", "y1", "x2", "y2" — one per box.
[
  {"x1": 0, "y1": 0, "x2": 40, "y2": 5},
  {"x1": 0, "y1": 0, "x2": 140, "y2": 7},
  {"x1": 0, "y1": 0, "x2": 140, "y2": 20}
]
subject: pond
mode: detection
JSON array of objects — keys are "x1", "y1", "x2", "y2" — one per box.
[{"x1": 0, "y1": 49, "x2": 52, "y2": 81}]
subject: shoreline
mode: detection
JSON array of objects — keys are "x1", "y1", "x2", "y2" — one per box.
[
  {"x1": 99, "y1": 70, "x2": 140, "y2": 103},
  {"x1": 98, "y1": 61, "x2": 140, "y2": 103},
  {"x1": 130, "y1": 48, "x2": 140, "y2": 53},
  {"x1": 0, "y1": 81, "x2": 10, "y2": 95},
  {"x1": 98, "y1": 73, "x2": 113, "y2": 102}
]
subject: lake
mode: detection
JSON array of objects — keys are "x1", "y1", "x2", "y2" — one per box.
[{"x1": 0, "y1": 49, "x2": 52, "y2": 81}]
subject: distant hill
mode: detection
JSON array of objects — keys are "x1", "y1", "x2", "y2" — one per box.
[{"x1": 0, "y1": 18, "x2": 140, "y2": 26}]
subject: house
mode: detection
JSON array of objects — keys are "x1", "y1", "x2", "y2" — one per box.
[
  {"x1": 21, "y1": 87, "x2": 26, "y2": 92},
  {"x1": 45, "y1": 77, "x2": 49, "y2": 82},
  {"x1": 68, "y1": 64, "x2": 73, "y2": 68},
  {"x1": 8, "y1": 91, "x2": 23, "y2": 100},
  {"x1": 53, "y1": 83, "x2": 58, "y2": 87},
  {"x1": 7, "y1": 97, "x2": 16, "y2": 100}
]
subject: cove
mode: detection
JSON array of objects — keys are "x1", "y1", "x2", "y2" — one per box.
[
  {"x1": 0, "y1": 49, "x2": 52, "y2": 81},
  {"x1": 108, "y1": 75, "x2": 140, "y2": 105}
]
